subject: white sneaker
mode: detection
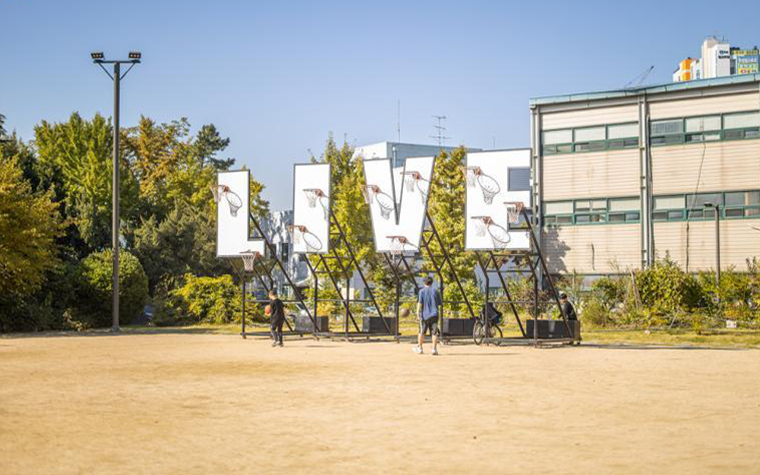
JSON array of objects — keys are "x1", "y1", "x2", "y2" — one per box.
[
  {"x1": 413, "y1": 345, "x2": 423, "y2": 354},
  {"x1": 431, "y1": 347, "x2": 439, "y2": 356}
]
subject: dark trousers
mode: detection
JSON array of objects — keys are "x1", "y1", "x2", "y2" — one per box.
[{"x1": 270, "y1": 317, "x2": 284, "y2": 343}]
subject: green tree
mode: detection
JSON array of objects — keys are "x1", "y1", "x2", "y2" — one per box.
[
  {"x1": 128, "y1": 206, "x2": 226, "y2": 293},
  {"x1": 71, "y1": 249, "x2": 149, "y2": 327},
  {"x1": 35, "y1": 112, "x2": 140, "y2": 251},
  {"x1": 0, "y1": 157, "x2": 63, "y2": 299},
  {"x1": 306, "y1": 135, "x2": 380, "y2": 308},
  {"x1": 425, "y1": 147, "x2": 479, "y2": 314}
]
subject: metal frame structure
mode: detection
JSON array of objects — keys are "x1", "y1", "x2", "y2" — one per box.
[
  {"x1": 302, "y1": 207, "x2": 397, "y2": 340},
  {"x1": 237, "y1": 212, "x2": 320, "y2": 340},
  {"x1": 474, "y1": 207, "x2": 577, "y2": 346},
  {"x1": 384, "y1": 211, "x2": 477, "y2": 343}
]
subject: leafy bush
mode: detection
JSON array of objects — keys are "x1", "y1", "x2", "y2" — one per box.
[
  {"x1": 70, "y1": 249, "x2": 149, "y2": 328},
  {"x1": 580, "y1": 299, "x2": 609, "y2": 327},
  {"x1": 443, "y1": 279, "x2": 484, "y2": 319},
  {"x1": 635, "y1": 258, "x2": 701, "y2": 318},
  {"x1": 156, "y1": 274, "x2": 242, "y2": 325}
]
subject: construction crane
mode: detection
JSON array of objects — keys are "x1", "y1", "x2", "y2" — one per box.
[{"x1": 624, "y1": 65, "x2": 655, "y2": 89}]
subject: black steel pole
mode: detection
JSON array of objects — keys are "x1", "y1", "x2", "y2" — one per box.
[
  {"x1": 112, "y1": 62, "x2": 121, "y2": 333},
  {"x1": 241, "y1": 280, "x2": 247, "y2": 339}
]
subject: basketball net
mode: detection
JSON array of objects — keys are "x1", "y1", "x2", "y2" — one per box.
[
  {"x1": 505, "y1": 202, "x2": 524, "y2": 224},
  {"x1": 240, "y1": 251, "x2": 260, "y2": 272}
]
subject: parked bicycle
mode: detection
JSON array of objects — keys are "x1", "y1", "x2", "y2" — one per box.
[{"x1": 473, "y1": 302, "x2": 503, "y2": 345}]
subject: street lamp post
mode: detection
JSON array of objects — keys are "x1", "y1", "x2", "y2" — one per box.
[
  {"x1": 91, "y1": 51, "x2": 141, "y2": 332},
  {"x1": 704, "y1": 202, "x2": 721, "y2": 287}
]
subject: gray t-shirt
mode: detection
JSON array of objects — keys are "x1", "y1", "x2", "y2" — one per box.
[{"x1": 418, "y1": 286, "x2": 442, "y2": 320}]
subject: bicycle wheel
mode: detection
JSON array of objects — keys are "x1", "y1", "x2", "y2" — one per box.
[{"x1": 473, "y1": 320, "x2": 486, "y2": 346}]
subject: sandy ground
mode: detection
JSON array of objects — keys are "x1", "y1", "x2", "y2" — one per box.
[{"x1": 1, "y1": 332, "x2": 759, "y2": 474}]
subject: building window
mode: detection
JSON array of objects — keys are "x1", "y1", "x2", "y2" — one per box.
[
  {"x1": 651, "y1": 111, "x2": 760, "y2": 147},
  {"x1": 508, "y1": 167, "x2": 531, "y2": 191},
  {"x1": 542, "y1": 122, "x2": 639, "y2": 155},
  {"x1": 653, "y1": 190, "x2": 760, "y2": 221},
  {"x1": 543, "y1": 197, "x2": 640, "y2": 226}
]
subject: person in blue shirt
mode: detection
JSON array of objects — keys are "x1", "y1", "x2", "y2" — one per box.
[{"x1": 414, "y1": 276, "x2": 442, "y2": 355}]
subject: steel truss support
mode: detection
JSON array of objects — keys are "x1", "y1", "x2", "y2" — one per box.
[
  {"x1": 238, "y1": 213, "x2": 318, "y2": 340},
  {"x1": 302, "y1": 208, "x2": 396, "y2": 339},
  {"x1": 384, "y1": 212, "x2": 477, "y2": 341},
  {"x1": 474, "y1": 207, "x2": 575, "y2": 346}
]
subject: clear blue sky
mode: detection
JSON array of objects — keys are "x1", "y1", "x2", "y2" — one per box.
[{"x1": 2, "y1": 0, "x2": 760, "y2": 210}]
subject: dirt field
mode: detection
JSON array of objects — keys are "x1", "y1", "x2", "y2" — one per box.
[{"x1": 1, "y1": 331, "x2": 759, "y2": 474}]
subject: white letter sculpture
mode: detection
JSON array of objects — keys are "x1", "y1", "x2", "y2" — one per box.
[
  {"x1": 291, "y1": 163, "x2": 331, "y2": 254},
  {"x1": 362, "y1": 156, "x2": 435, "y2": 254},
  {"x1": 214, "y1": 170, "x2": 266, "y2": 258},
  {"x1": 464, "y1": 149, "x2": 531, "y2": 250}
]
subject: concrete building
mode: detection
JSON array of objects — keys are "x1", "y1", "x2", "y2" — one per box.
[
  {"x1": 354, "y1": 141, "x2": 475, "y2": 167},
  {"x1": 674, "y1": 37, "x2": 758, "y2": 83},
  {"x1": 530, "y1": 74, "x2": 760, "y2": 277}
]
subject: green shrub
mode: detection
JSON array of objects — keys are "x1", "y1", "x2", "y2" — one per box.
[
  {"x1": 443, "y1": 279, "x2": 484, "y2": 319},
  {"x1": 635, "y1": 258, "x2": 700, "y2": 318},
  {"x1": 159, "y1": 273, "x2": 242, "y2": 325},
  {"x1": 70, "y1": 249, "x2": 149, "y2": 328},
  {"x1": 580, "y1": 299, "x2": 610, "y2": 327}
]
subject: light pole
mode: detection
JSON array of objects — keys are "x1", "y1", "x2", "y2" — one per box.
[
  {"x1": 704, "y1": 202, "x2": 721, "y2": 287},
  {"x1": 91, "y1": 51, "x2": 141, "y2": 332}
]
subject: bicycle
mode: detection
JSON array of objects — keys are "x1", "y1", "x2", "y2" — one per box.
[{"x1": 473, "y1": 304, "x2": 504, "y2": 345}]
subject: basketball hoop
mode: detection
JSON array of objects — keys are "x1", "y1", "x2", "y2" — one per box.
[
  {"x1": 303, "y1": 188, "x2": 329, "y2": 220},
  {"x1": 240, "y1": 250, "x2": 260, "y2": 272},
  {"x1": 505, "y1": 201, "x2": 524, "y2": 224},
  {"x1": 462, "y1": 166, "x2": 481, "y2": 188},
  {"x1": 289, "y1": 225, "x2": 323, "y2": 252},
  {"x1": 210, "y1": 184, "x2": 242, "y2": 216},
  {"x1": 225, "y1": 191, "x2": 243, "y2": 217},
  {"x1": 471, "y1": 216, "x2": 491, "y2": 237},
  {"x1": 210, "y1": 184, "x2": 230, "y2": 203},
  {"x1": 471, "y1": 216, "x2": 511, "y2": 249},
  {"x1": 476, "y1": 174, "x2": 501, "y2": 205},
  {"x1": 387, "y1": 235, "x2": 417, "y2": 256},
  {"x1": 362, "y1": 184, "x2": 379, "y2": 204},
  {"x1": 402, "y1": 171, "x2": 430, "y2": 203},
  {"x1": 364, "y1": 185, "x2": 394, "y2": 220}
]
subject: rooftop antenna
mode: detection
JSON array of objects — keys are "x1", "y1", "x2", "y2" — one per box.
[
  {"x1": 624, "y1": 65, "x2": 654, "y2": 89},
  {"x1": 430, "y1": 115, "x2": 450, "y2": 147}
]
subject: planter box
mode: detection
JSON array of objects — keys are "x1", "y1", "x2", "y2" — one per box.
[
  {"x1": 361, "y1": 316, "x2": 397, "y2": 334},
  {"x1": 525, "y1": 319, "x2": 581, "y2": 341},
  {"x1": 442, "y1": 318, "x2": 475, "y2": 336},
  {"x1": 293, "y1": 315, "x2": 329, "y2": 333}
]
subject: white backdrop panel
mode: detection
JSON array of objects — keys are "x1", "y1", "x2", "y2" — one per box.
[
  {"x1": 465, "y1": 150, "x2": 531, "y2": 250},
  {"x1": 363, "y1": 156, "x2": 435, "y2": 252},
  {"x1": 216, "y1": 170, "x2": 266, "y2": 257},
  {"x1": 292, "y1": 163, "x2": 331, "y2": 254}
]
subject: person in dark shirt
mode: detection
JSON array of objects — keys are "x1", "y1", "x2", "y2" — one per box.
[
  {"x1": 414, "y1": 276, "x2": 442, "y2": 355},
  {"x1": 560, "y1": 293, "x2": 578, "y2": 321},
  {"x1": 269, "y1": 290, "x2": 285, "y2": 347}
]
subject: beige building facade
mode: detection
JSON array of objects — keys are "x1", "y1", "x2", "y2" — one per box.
[{"x1": 530, "y1": 74, "x2": 760, "y2": 275}]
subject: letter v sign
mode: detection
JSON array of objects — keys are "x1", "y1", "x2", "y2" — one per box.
[{"x1": 362, "y1": 156, "x2": 436, "y2": 253}]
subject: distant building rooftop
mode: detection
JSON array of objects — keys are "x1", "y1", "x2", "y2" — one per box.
[{"x1": 530, "y1": 72, "x2": 760, "y2": 107}]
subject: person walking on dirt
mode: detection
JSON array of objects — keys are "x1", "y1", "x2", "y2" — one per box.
[
  {"x1": 414, "y1": 276, "x2": 442, "y2": 355},
  {"x1": 269, "y1": 289, "x2": 285, "y2": 347},
  {"x1": 560, "y1": 293, "x2": 578, "y2": 321}
]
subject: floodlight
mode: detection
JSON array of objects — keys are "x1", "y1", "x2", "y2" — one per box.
[
  {"x1": 91, "y1": 51, "x2": 104, "y2": 60},
  {"x1": 703, "y1": 202, "x2": 715, "y2": 208},
  {"x1": 128, "y1": 51, "x2": 141, "y2": 60}
]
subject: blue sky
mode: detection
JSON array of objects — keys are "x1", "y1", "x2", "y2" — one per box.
[{"x1": 2, "y1": 0, "x2": 760, "y2": 210}]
